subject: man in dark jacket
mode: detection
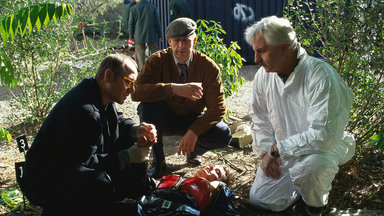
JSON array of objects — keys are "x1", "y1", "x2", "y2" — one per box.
[
  {"x1": 20, "y1": 54, "x2": 157, "y2": 216},
  {"x1": 128, "y1": 0, "x2": 162, "y2": 71}
]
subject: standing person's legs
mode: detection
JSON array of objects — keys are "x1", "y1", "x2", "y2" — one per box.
[
  {"x1": 147, "y1": 42, "x2": 159, "y2": 56},
  {"x1": 134, "y1": 43, "x2": 146, "y2": 71}
]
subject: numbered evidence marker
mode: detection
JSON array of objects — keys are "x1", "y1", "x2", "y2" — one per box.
[
  {"x1": 15, "y1": 161, "x2": 28, "y2": 210},
  {"x1": 16, "y1": 135, "x2": 29, "y2": 153},
  {"x1": 15, "y1": 161, "x2": 25, "y2": 184}
]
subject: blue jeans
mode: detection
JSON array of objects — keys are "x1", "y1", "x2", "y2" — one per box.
[{"x1": 137, "y1": 102, "x2": 232, "y2": 164}]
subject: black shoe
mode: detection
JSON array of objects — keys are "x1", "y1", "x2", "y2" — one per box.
[
  {"x1": 186, "y1": 153, "x2": 202, "y2": 165},
  {"x1": 304, "y1": 205, "x2": 324, "y2": 216},
  {"x1": 149, "y1": 160, "x2": 166, "y2": 179},
  {"x1": 293, "y1": 200, "x2": 324, "y2": 216}
]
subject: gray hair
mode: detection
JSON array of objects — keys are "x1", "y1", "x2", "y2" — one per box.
[{"x1": 244, "y1": 16, "x2": 300, "y2": 51}]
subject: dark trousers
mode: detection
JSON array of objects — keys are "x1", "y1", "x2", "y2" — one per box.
[
  {"x1": 137, "y1": 102, "x2": 232, "y2": 164},
  {"x1": 40, "y1": 162, "x2": 148, "y2": 216}
]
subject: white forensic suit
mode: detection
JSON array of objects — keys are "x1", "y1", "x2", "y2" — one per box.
[{"x1": 249, "y1": 47, "x2": 355, "y2": 211}]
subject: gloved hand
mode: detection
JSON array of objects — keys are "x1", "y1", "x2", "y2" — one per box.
[{"x1": 117, "y1": 144, "x2": 151, "y2": 169}]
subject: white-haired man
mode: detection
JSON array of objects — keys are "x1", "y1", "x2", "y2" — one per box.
[{"x1": 244, "y1": 16, "x2": 355, "y2": 215}]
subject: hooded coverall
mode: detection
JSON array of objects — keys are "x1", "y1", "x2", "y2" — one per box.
[{"x1": 249, "y1": 47, "x2": 355, "y2": 211}]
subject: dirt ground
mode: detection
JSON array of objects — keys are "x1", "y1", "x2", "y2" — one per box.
[{"x1": 1, "y1": 65, "x2": 383, "y2": 215}]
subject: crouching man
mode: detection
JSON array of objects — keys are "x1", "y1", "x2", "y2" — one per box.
[
  {"x1": 245, "y1": 16, "x2": 355, "y2": 215},
  {"x1": 20, "y1": 54, "x2": 157, "y2": 216}
]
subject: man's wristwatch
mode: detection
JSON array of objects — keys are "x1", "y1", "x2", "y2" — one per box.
[{"x1": 268, "y1": 144, "x2": 280, "y2": 159}]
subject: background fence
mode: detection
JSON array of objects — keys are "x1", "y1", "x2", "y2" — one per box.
[{"x1": 148, "y1": 0, "x2": 287, "y2": 62}]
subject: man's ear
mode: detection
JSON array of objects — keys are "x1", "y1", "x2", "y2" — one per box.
[
  {"x1": 281, "y1": 44, "x2": 290, "y2": 55},
  {"x1": 104, "y1": 68, "x2": 114, "y2": 83},
  {"x1": 167, "y1": 37, "x2": 172, "y2": 46},
  {"x1": 192, "y1": 36, "x2": 197, "y2": 47}
]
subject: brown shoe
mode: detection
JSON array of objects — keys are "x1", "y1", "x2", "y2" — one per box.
[{"x1": 186, "y1": 153, "x2": 202, "y2": 165}]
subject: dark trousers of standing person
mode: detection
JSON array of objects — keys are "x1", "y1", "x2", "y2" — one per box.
[
  {"x1": 39, "y1": 162, "x2": 149, "y2": 216},
  {"x1": 135, "y1": 42, "x2": 159, "y2": 71},
  {"x1": 137, "y1": 101, "x2": 232, "y2": 166}
]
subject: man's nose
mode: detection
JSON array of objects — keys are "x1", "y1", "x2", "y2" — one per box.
[
  {"x1": 178, "y1": 41, "x2": 186, "y2": 47},
  {"x1": 254, "y1": 52, "x2": 261, "y2": 64}
]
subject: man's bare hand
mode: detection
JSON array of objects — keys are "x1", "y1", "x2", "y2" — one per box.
[
  {"x1": 172, "y1": 82, "x2": 203, "y2": 101},
  {"x1": 261, "y1": 152, "x2": 282, "y2": 179},
  {"x1": 136, "y1": 122, "x2": 157, "y2": 147},
  {"x1": 177, "y1": 129, "x2": 198, "y2": 155}
]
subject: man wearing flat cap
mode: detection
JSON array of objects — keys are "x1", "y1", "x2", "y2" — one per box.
[{"x1": 131, "y1": 17, "x2": 232, "y2": 178}]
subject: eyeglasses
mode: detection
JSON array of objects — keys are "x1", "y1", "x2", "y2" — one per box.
[{"x1": 121, "y1": 74, "x2": 135, "y2": 88}]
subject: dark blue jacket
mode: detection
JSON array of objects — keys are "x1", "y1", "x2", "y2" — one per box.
[
  {"x1": 20, "y1": 78, "x2": 137, "y2": 206},
  {"x1": 128, "y1": 0, "x2": 161, "y2": 43}
]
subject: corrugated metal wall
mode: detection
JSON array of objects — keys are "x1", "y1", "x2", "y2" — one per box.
[
  {"x1": 149, "y1": 0, "x2": 171, "y2": 49},
  {"x1": 150, "y1": 0, "x2": 287, "y2": 62}
]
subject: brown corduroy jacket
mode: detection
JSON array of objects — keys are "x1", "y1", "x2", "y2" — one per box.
[{"x1": 131, "y1": 47, "x2": 226, "y2": 135}]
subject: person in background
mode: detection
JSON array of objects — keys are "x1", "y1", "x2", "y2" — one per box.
[
  {"x1": 20, "y1": 54, "x2": 157, "y2": 216},
  {"x1": 169, "y1": 0, "x2": 191, "y2": 22},
  {"x1": 244, "y1": 16, "x2": 355, "y2": 216},
  {"x1": 131, "y1": 18, "x2": 232, "y2": 179},
  {"x1": 128, "y1": 0, "x2": 162, "y2": 71},
  {"x1": 124, "y1": 0, "x2": 136, "y2": 39}
]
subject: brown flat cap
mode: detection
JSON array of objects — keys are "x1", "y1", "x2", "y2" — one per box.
[{"x1": 165, "y1": 17, "x2": 197, "y2": 38}]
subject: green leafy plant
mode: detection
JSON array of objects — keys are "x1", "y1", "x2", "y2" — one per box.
[
  {"x1": 285, "y1": 0, "x2": 384, "y2": 153},
  {"x1": 0, "y1": 2, "x2": 73, "y2": 87},
  {"x1": 369, "y1": 129, "x2": 384, "y2": 154},
  {"x1": 0, "y1": 128, "x2": 12, "y2": 142},
  {"x1": 194, "y1": 19, "x2": 245, "y2": 116}
]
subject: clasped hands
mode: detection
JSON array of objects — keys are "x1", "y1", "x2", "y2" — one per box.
[
  {"x1": 124, "y1": 122, "x2": 157, "y2": 164},
  {"x1": 172, "y1": 82, "x2": 203, "y2": 101},
  {"x1": 261, "y1": 144, "x2": 282, "y2": 179}
]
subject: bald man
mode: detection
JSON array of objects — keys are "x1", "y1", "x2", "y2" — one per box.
[{"x1": 20, "y1": 54, "x2": 157, "y2": 216}]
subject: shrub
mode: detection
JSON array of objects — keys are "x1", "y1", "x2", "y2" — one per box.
[
  {"x1": 194, "y1": 19, "x2": 245, "y2": 116},
  {"x1": 285, "y1": 0, "x2": 384, "y2": 153}
]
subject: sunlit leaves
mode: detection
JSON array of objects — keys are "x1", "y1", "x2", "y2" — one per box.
[
  {"x1": 195, "y1": 19, "x2": 245, "y2": 104},
  {"x1": 0, "y1": 3, "x2": 73, "y2": 87},
  {"x1": 0, "y1": 128, "x2": 12, "y2": 142}
]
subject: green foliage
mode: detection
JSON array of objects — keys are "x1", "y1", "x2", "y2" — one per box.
[
  {"x1": 0, "y1": 2, "x2": 73, "y2": 87},
  {"x1": 285, "y1": 0, "x2": 384, "y2": 153},
  {"x1": 1, "y1": 188, "x2": 26, "y2": 208},
  {"x1": 195, "y1": 19, "x2": 245, "y2": 100},
  {"x1": 1, "y1": 1, "x2": 114, "y2": 125},
  {"x1": 0, "y1": 188, "x2": 37, "y2": 211},
  {"x1": 0, "y1": 128, "x2": 12, "y2": 142},
  {"x1": 369, "y1": 129, "x2": 384, "y2": 155}
]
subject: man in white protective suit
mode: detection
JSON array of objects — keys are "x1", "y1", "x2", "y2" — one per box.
[{"x1": 244, "y1": 16, "x2": 356, "y2": 216}]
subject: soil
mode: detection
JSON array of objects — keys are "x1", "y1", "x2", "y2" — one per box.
[{"x1": 0, "y1": 65, "x2": 383, "y2": 215}]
